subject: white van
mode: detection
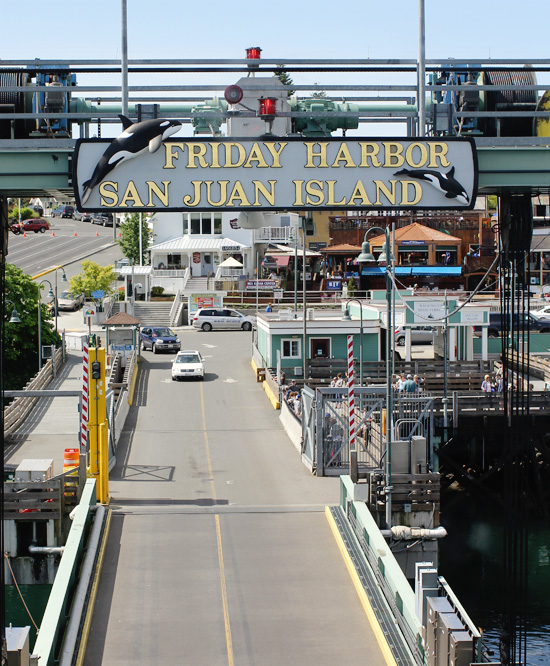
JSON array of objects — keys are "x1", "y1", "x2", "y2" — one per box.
[{"x1": 192, "y1": 308, "x2": 254, "y2": 332}]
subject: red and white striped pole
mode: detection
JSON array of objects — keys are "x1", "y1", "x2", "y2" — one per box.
[
  {"x1": 347, "y1": 335, "x2": 355, "y2": 451},
  {"x1": 81, "y1": 344, "x2": 89, "y2": 452}
]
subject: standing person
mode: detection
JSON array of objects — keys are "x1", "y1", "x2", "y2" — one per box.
[
  {"x1": 481, "y1": 374, "x2": 493, "y2": 392},
  {"x1": 335, "y1": 373, "x2": 345, "y2": 388},
  {"x1": 403, "y1": 374, "x2": 417, "y2": 393},
  {"x1": 265, "y1": 303, "x2": 272, "y2": 312},
  {"x1": 395, "y1": 373, "x2": 407, "y2": 392},
  {"x1": 413, "y1": 374, "x2": 423, "y2": 392}
]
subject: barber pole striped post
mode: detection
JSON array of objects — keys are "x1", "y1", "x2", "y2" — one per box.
[
  {"x1": 347, "y1": 335, "x2": 355, "y2": 451},
  {"x1": 81, "y1": 344, "x2": 89, "y2": 451}
]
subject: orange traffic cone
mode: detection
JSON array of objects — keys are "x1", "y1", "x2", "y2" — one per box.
[
  {"x1": 74, "y1": 231, "x2": 77, "y2": 237},
  {"x1": 23, "y1": 232, "x2": 27, "y2": 237},
  {"x1": 52, "y1": 231, "x2": 55, "y2": 236},
  {"x1": 96, "y1": 231, "x2": 99, "y2": 237}
]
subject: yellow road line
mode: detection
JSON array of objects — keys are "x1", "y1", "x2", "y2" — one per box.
[
  {"x1": 76, "y1": 508, "x2": 112, "y2": 666},
  {"x1": 200, "y1": 382, "x2": 234, "y2": 666},
  {"x1": 325, "y1": 506, "x2": 398, "y2": 666}
]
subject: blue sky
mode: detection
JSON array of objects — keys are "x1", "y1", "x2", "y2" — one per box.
[{"x1": 5, "y1": 0, "x2": 549, "y2": 61}]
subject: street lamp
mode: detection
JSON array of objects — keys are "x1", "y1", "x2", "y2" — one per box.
[
  {"x1": 343, "y1": 299, "x2": 364, "y2": 387},
  {"x1": 357, "y1": 226, "x2": 395, "y2": 528},
  {"x1": 54, "y1": 267, "x2": 68, "y2": 333},
  {"x1": 5, "y1": 299, "x2": 21, "y2": 324},
  {"x1": 38, "y1": 279, "x2": 54, "y2": 371}
]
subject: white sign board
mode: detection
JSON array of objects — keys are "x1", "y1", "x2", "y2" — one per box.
[
  {"x1": 74, "y1": 136, "x2": 478, "y2": 213},
  {"x1": 414, "y1": 301, "x2": 446, "y2": 323}
]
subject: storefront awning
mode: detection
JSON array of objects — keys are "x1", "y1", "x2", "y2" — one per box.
[
  {"x1": 274, "y1": 255, "x2": 290, "y2": 267},
  {"x1": 361, "y1": 266, "x2": 462, "y2": 277}
]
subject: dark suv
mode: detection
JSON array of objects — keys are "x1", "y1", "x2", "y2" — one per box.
[
  {"x1": 140, "y1": 327, "x2": 181, "y2": 354},
  {"x1": 486, "y1": 312, "x2": 550, "y2": 337},
  {"x1": 51, "y1": 205, "x2": 74, "y2": 219}
]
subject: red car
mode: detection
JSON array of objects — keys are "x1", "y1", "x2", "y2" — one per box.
[{"x1": 11, "y1": 219, "x2": 50, "y2": 234}]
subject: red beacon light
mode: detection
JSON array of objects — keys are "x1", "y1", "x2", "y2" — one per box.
[
  {"x1": 258, "y1": 97, "x2": 277, "y2": 118},
  {"x1": 246, "y1": 46, "x2": 262, "y2": 61}
]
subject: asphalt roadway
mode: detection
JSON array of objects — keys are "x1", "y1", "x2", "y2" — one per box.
[{"x1": 7, "y1": 312, "x2": 389, "y2": 666}]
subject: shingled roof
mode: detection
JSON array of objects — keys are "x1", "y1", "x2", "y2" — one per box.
[
  {"x1": 102, "y1": 312, "x2": 141, "y2": 327},
  {"x1": 368, "y1": 222, "x2": 461, "y2": 245}
]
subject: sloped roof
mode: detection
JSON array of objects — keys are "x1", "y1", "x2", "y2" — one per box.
[
  {"x1": 320, "y1": 243, "x2": 362, "y2": 254},
  {"x1": 103, "y1": 312, "x2": 141, "y2": 327},
  {"x1": 369, "y1": 222, "x2": 461, "y2": 246},
  {"x1": 149, "y1": 237, "x2": 249, "y2": 251}
]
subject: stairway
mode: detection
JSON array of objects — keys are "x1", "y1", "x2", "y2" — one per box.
[
  {"x1": 184, "y1": 276, "x2": 211, "y2": 292},
  {"x1": 131, "y1": 301, "x2": 174, "y2": 327}
]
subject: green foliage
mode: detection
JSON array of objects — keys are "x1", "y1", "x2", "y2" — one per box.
[
  {"x1": 347, "y1": 277, "x2": 357, "y2": 295},
  {"x1": 274, "y1": 66, "x2": 294, "y2": 97},
  {"x1": 151, "y1": 286, "x2": 164, "y2": 297},
  {"x1": 69, "y1": 260, "x2": 116, "y2": 299},
  {"x1": 9, "y1": 207, "x2": 36, "y2": 221},
  {"x1": 488, "y1": 195, "x2": 498, "y2": 210},
  {"x1": 117, "y1": 212, "x2": 153, "y2": 265},
  {"x1": 4, "y1": 264, "x2": 61, "y2": 390}
]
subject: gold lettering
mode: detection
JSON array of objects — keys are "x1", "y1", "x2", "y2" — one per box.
[
  {"x1": 119, "y1": 181, "x2": 145, "y2": 207},
  {"x1": 382, "y1": 142, "x2": 405, "y2": 167},
  {"x1": 331, "y1": 143, "x2": 356, "y2": 168},
  {"x1": 305, "y1": 142, "x2": 329, "y2": 168},
  {"x1": 405, "y1": 142, "x2": 428, "y2": 168},
  {"x1": 183, "y1": 181, "x2": 202, "y2": 207},
  {"x1": 359, "y1": 142, "x2": 381, "y2": 167},
  {"x1": 253, "y1": 180, "x2": 276, "y2": 206},
  {"x1": 348, "y1": 181, "x2": 373, "y2": 206},
  {"x1": 244, "y1": 143, "x2": 269, "y2": 168},
  {"x1": 146, "y1": 181, "x2": 170, "y2": 207},
  {"x1": 164, "y1": 142, "x2": 185, "y2": 169},
  {"x1": 224, "y1": 142, "x2": 246, "y2": 168},
  {"x1": 428, "y1": 142, "x2": 450, "y2": 168},
  {"x1": 187, "y1": 143, "x2": 208, "y2": 168},
  {"x1": 226, "y1": 181, "x2": 252, "y2": 206},
  {"x1": 99, "y1": 181, "x2": 118, "y2": 206},
  {"x1": 205, "y1": 181, "x2": 229, "y2": 206},
  {"x1": 305, "y1": 180, "x2": 325, "y2": 205},
  {"x1": 293, "y1": 180, "x2": 305, "y2": 206},
  {"x1": 210, "y1": 143, "x2": 221, "y2": 168},
  {"x1": 264, "y1": 142, "x2": 287, "y2": 167},
  {"x1": 401, "y1": 180, "x2": 422, "y2": 206},
  {"x1": 326, "y1": 181, "x2": 347, "y2": 206},
  {"x1": 375, "y1": 180, "x2": 397, "y2": 205}
]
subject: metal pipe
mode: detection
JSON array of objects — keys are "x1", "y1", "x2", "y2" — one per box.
[
  {"x1": 58, "y1": 506, "x2": 106, "y2": 666},
  {"x1": 345, "y1": 299, "x2": 363, "y2": 387},
  {"x1": 381, "y1": 525, "x2": 447, "y2": 540},
  {"x1": 28, "y1": 545, "x2": 65, "y2": 555},
  {"x1": 302, "y1": 218, "x2": 307, "y2": 381},
  {"x1": 385, "y1": 227, "x2": 393, "y2": 528},
  {"x1": 121, "y1": 0, "x2": 128, "y2": 117},
  {"x1": 418, "y1": 0, "x2": 426, "y2": 137}
]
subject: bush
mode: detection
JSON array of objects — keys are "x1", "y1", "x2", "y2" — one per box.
[{"x1": 151, "y1": 286, "x2": 165, "y2": 297}]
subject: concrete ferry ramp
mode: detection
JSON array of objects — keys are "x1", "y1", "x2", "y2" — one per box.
[{"x1": 82, "y1": 331, "x2": 391, "y2": 666}]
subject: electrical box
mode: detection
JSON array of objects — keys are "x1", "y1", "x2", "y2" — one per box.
[
  {"x1": 392, "y1": 439, "x2": 415, "y2": 474},
  {"x1": 411, "y1": 435, "x2": 427, "y2": 472},
  {"x1": 426, "y1": 596, "x2": 454, "y2": 666},
  {"x1": 6, "y1": 625, "x2": 30, "y2": 666},
  {"x1": 437, "y1": 612, "x2": 467, "y2": 666},
  {"x1": 449, "y1": 631, "x2": 474, "y2": 666},
  {"x1": 15, "y1": 459, "x2": 54, "y2": 482},
  {"x1": 415, "y1": 563, "x2": 438, "y2": 626}
]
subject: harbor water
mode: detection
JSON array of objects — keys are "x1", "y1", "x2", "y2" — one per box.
[{"x1": 439, "y1": 489, "x2": 550, "y2": 664}]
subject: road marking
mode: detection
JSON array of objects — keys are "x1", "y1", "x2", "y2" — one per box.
[
  {"x1": 202, "y1": 343, "x2": 217, "y2": 348},
  {"x1": 223, "y1": 378, "x2": 237, "y2": 383},
  {"x1": 200, "y1": 382, "x2": 234, "y2": 666}
]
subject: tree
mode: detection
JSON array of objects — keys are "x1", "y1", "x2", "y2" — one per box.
[
  {"x1": 69, "y1": 260, "x2": 117, "y2": 299},
  {"x1": 274, "y1": 66, "x2": 294, "y2": 97},
  {"x1": 117, "y1": 212, "x2": 153, "y2": 265},
  {"x1": 4, "y1": 263, "x2": 61, "y2": 390}
]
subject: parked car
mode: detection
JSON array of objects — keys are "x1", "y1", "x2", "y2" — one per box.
[
  {"x1": 74, "y1": 208, "x2": 92, "y2": 222},
  {"x1": 50, "y1": 205, "x2": 74, "y2": 218},
  {"x1": 481, "y1": 312, "x2": 550, "y2": 337},
  {"x1": 11, "y1": 218, "x2": 50, "y2": 234},
  {"x1": 140, "y1": 326, "x2": 181, "y2": 353},
  {"x1": 56, "y1": 290, "x2": 85, "y2": 311},
  {"x1": 394, "y1": 326, "x2": 435, "y2": 346},
  {"x1": 531, "y1": 305, "x2": 550, "y2": 321},
  {"x1": 171, "y1": 350, "x2": 204, "y2": 381},
  {"x1": 192, "y1": 308, "x2": 254, "y2": 332}
]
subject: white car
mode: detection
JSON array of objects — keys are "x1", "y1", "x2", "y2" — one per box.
[
  {"x1": 531, "y1": 305, "x2": 550, "y2": 321},
  {"x1": 192, "y1": 307, "x2": 255, "y2": 332},
  {"x1": 171, "y1": 350, "x2": 204, "y2": 381},
  {"x1": 56, "y1": 291, "x2": 85, "y2": 311}
]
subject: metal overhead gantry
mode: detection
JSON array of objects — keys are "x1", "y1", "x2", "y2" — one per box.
[{"x1": 0, "y1": 55, "x2": 549, "y2": 198}]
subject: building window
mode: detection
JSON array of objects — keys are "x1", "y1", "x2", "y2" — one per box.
[
  {"x1": 185, "y1": 213, "x2": 222, "y2": 235},
  {"x1": 281, "y1": 338, "x2": 301, "y2": 359}
]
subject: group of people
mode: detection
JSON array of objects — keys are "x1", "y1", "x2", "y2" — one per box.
[
  {"x1": 284, "y1": 379, "x2": 303, "y2": 417},
  {"x1": 330, "y1": 373, "x2": 347, "y2": 388},
  {"x1": 481, "y1": 372, "x2": 504, "y2": 392},
  {"x1": 393, "y1": 372, "x2": 423, "y2": 393}
]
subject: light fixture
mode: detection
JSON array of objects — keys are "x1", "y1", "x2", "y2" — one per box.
[
  {"x1": 6, "y1": 299, "x2": 21, "y2": 324},
  {"x1": 246, "y1": 46, "x2": 262, "y2": 68},
  {"x1": 258, "y1": 97, "x2": 277, "y2": 118},
  {"x1": 341, "y1": 306, "x2": 352, "y2": 322},
  {"x1": 357, "y1": 239, "x2": 376, "y2": 264}
]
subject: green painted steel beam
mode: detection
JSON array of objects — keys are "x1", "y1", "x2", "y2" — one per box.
[{"x1": 0, "y1": 140, "x2": 549, "y2": 198}]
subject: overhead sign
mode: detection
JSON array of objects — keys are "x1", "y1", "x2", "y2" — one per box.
[
  {"x1": 246, "y1": 280, "x2": 277, "y2": 290},
  {"x1": 73, "y1": 131, "x2": 477, "y2": 212}
]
